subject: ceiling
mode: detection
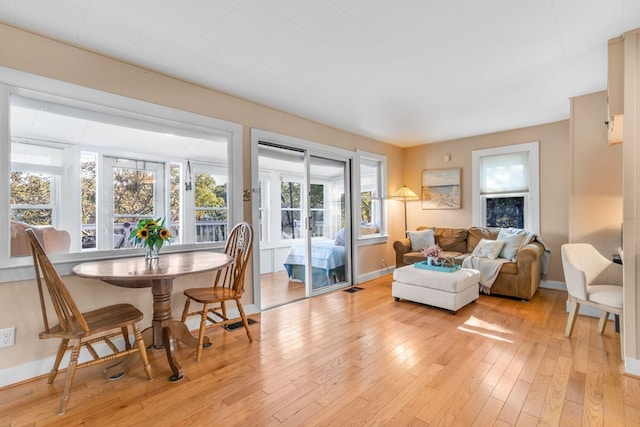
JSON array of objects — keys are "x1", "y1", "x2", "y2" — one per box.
[{"x1": 1, "y1": 1, "x2": 639, "y2": 148}]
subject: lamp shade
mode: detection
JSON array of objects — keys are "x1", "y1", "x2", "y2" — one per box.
[{"x1": 392, "y1": 185, "x2": 419, "y2": 201}]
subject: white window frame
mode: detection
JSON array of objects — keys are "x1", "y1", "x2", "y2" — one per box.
[
  {"x1": 471, "y1": 141, "x2": 540, "y2": 233},
  {"x1": 354, "y1": 149, "x2": 387, "y2": 244},
  {"x1": 0, "y1": 67, "x2": 242, "y2": 282}
]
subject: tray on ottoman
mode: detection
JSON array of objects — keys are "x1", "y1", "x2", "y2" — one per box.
[{"x1": 414, "y1": 261, "x2": 460, "y2": 273}]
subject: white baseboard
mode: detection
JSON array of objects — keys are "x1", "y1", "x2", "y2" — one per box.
[
  {"x1": 0, "y1": 336, "x2": 135, "y2": 388},
  {"x1": 539, "y1": 280, "x2": 565, "y2": 291},
  {"x1": 356, "y1": 267, "x2": 393, "y2": 284},
  {"x1": 625, "y1": 357, "x2": 640, "y2": 377}
]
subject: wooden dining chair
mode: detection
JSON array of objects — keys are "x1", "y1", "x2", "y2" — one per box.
[
  {"x1": 181, "y1": 222, "x2": 254, "y2": 361},
  {"x1": 25, "y1": 228, "x2": 153, "y2": 415}
]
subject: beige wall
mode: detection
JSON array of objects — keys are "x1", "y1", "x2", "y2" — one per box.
[
  {"x1": 569, "y1": 91, "x2": 623, "y2": 256},
  {"x1": 402, "y1": 120, "x2": 570, "y2": 282},
  {"x1": 0, "y1": 24, "x2": 403, "y2": 378}
]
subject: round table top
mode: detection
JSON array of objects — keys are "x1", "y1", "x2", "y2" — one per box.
[{"x1": 71, "y1": 251, "x2": 233, "y2": 284}]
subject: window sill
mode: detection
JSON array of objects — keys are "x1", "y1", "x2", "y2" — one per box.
[
  {"x1": 355, "y1": 234, "x2": 388, "y2": 246},
  {"x1": 0, "y1": 244, "x2": 225, "y2": 284}
]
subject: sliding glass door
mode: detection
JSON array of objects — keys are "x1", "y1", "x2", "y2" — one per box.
[
  {"x1": 308, "y1": 155, "x2": 349, "y2": 295},
  {"x1": 255, "y1": 140, "x2": 351, "y2": 308}
]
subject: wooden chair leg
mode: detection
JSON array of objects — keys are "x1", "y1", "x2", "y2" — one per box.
[
  {"x1": 48, "y1": 339, "x2": 69, "y2": 385},
  {"x1": 122, "y1": 326, "x2": 132, "y2": 349},
  {"x1": 58, "y1": 340, "x2": 81, "y2": 415},
  {"x1": 180, "y1": 299, "x2": 191, "y2": 323},
  {"x1": 236, "y1": 300, "x2": 253, "y2": 342},
  {"x1": 597, "y1": 311, "x2": 609, "y2": 335},
  {"x1": 133, "y1": 325, "x2": 153, "y2": 380},
  {"x1": 196, "y1": 303, "x2": 209, "y2": 361},
  {"x1": 565, "y1": 296, "x2": 580, "y2": 337}
]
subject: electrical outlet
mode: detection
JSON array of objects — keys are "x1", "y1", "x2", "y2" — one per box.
[
  {"x1": 0, "y1": 327, "x2": 15, "y2": 348},
  {"x1": 380, "y1": 259, "x2": 385, "y2": 268}
]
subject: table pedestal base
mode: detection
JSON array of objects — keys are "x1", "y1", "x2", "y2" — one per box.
[{"x1": 141, "y1": 321, "x2": 210, "y2": 381}]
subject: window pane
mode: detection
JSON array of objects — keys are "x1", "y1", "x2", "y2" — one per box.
[
  {"x1": 81, "y1": 154, "x2": 97, "y2": 249},
  {"x1": 10, "y1": 171, "x2": 52, "y2": 225},
  {"x1": 169, "y1": 164, "x2": 181, "y2": 242},
  {"x1": 311, "y1": 210, "x2": 324, "y2": 237},
  {"x1": 281, "y1": 181, "x2": 301, "y2": 208},
  {"x1": 281, "y1": 210, "x2": 301, "y2": 239},
  {"x1": 360, "y1": 155, "x2": 383, "y2": 234},
  {"x1": 195, "y1": 171, "x2": 228, "y2": 242},
  {"x1": 11, "y1": 171, "x2": 51, "y2": 206},
  {"x1": 486, "y1": 197, "x2": 525, "y2": 228},
  {"x1": 310, "y1": 184, "x2": 324, "y2": 208}
]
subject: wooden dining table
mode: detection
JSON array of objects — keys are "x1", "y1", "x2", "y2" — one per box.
[{"x1": 71, "y1": 251, "x2": 233, "y2": 381}]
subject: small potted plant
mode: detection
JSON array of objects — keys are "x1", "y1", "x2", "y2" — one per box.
[{"x1": 422, "y1": 244, "x2": 442, "y2": 265}]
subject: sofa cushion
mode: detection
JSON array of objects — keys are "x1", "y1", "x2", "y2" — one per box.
[
  {"x1": 471, "y1": 238, "x2": 505, "y2": 259},
  {"x1": 467, "y1": 227, "x2": 500, "y2": 253},
  {"x1": 403, "y1": 251, "x2": 428, "y2": 265},
  {"x1": 434, "y1": 228, "x2": 468, "y2": 253},
  {"x1": 407, "y1": 228, "x2": 435, "y2": 252}
]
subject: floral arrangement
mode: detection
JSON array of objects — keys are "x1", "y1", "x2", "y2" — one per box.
[
  {"x1": 422, "y1": 244, "x2": 442, "y2": 259},
  {"x1": 128, "y1": 217, "x2": 171, "y2": 251}
]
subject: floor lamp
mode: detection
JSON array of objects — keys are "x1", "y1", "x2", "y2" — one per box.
[{"x1": 392, "y1": 185, "x2": 419, "y2": 233}]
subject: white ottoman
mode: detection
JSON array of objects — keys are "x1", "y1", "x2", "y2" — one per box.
[{"x1": 392, "y1": 265, "x2": 480, "y2": 314}]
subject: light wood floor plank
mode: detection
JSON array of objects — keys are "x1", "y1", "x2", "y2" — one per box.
[{"x1": 1, "y1": 278, "x2": 638, "y2": 426}]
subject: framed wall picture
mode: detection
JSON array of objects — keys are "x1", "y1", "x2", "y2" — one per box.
[{"x1": 421, "y1": 168, "x2": 461, "y2": 209}]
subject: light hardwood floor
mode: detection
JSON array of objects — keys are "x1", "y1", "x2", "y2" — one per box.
[
  {"x1": 260, "y1": 271, "x2": 306, "y2": 309},
  {"x1": 2, "y1": 275, "x2": 639, "y2": 426}
]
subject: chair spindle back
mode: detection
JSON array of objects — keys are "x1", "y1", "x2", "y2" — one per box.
[
  {"x1": 26, "y1": 228, "x2": 89, "y2": 335},
  {"x1": 215, "y1": 222, "x2": 253, "y2": 295}
]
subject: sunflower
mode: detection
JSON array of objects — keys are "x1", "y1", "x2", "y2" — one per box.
[
  {"x1": 128, "y1": 217, "x2": 171, "y2": 252},
  {"x1": 137, "y1": 228, "x2": 149, "y2": 240},
  {"x1": 158, "y1": 228, "x2": 171, "y2": 240}
]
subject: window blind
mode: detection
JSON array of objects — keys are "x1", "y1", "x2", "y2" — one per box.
[{"x1": 480, "y1": 151, "x2": 529, "y2": 194}]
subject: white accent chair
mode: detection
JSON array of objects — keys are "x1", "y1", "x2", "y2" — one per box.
[{"x1": 561, "y1": 243, "x2": 623, "y2": 343}]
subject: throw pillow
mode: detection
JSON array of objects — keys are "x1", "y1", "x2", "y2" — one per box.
[
  {"x1": 497, "y1": 229, "x2": 526, "y2": 260},
  {"x1": 407, "y1": 228, "x2": 435, "y2": 252},
  {"x1": 334, "y1": 228, "x2": 345, "y2": 246},
  {"x1": 471, "y1": 238, "x2": 505, "y2": 259}
]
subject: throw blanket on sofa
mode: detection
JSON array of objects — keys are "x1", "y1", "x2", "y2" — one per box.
[{"x1": 462, "y1": 256, "x2": 510, "y2": 294}]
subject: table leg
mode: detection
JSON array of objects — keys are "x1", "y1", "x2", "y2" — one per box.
[
  {"x1": 162, "y1": 326, "x2": 183, "y2": 382},
  {"x1": 169, "y1": 319, "x2": 210, "y2": 348},
  {"x1": 151, "y1": 279, "x2": 184, "y2": 381},
  {"x1": 150, "y1": 279, "x2": 210, "y2": 381}
]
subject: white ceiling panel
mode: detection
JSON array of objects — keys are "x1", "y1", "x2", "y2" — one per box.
[{"x1": 0, "y1": 0, "x2": 638, "y2": 147}]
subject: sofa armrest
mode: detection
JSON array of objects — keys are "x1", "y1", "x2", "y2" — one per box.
[
  {"x1": 517, "y1": 242, "x2": 543, "y2": 265},
  {"x1": 393, "y1": 238, "x2": 412, "y2": 267},
  {"x1": 515, "y1": 242, "x2": 544, "y2": 299}
]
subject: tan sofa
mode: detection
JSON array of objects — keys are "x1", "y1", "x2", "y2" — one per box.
[
  {"x1": 393, "y1": 226, "x2": 545, "y2": 300},
  {"x1": 10, "y1": 220, "x2": 71, "y2": 257}
]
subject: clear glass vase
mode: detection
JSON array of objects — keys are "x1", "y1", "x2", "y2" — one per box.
[{"x1": 145, "y1": 245, "x2": 160, "y2": 260}]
